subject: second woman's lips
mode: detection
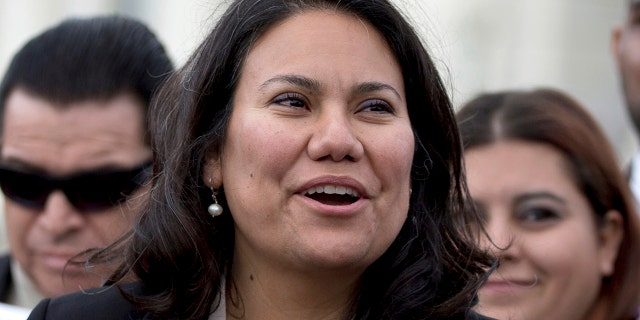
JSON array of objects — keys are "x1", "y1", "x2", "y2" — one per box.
[{"x1": 482, "y1": 276, "x2": 538, "y2": 290}]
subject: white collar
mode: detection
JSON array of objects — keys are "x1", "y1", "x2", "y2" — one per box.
[
  {"x1": 629, "y1": 152, "x2": 640, "y2": 205},
  {"x1": 208, "y1": 283, "x2": 226, "y2": 320},
  {"x1": 8, "y1": 259, "x2": 44, "y2": 309}
]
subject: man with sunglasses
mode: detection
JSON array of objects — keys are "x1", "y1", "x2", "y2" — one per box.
[
  {"x1": 613, "y1": 0, "x2": 640, "y2": 208},
  {"x1": 0, "y1": 15, "x2": 172, "y2": 309}
]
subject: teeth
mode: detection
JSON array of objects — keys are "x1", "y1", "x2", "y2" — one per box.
[{"x1": 303, "y1": 185, "x2": 360, "y2": 197}]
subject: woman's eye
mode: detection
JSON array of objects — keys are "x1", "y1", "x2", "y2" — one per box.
[
  {"x1": 271, "y1": 93, "x2": 308, "y2": 109},
  {"x1": 518, "y1": 207, "x2": 560, "y2": 224},
  {"x1": 359, "y1": 99, "x2": 394, "y2": 114}
]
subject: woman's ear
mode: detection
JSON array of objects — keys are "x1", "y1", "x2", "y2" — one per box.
[
  {"x1": 597, "y1": 210, "x2": 624, "y2": 277},
  {"x1": 203, "y1": 155, "x2": 223, "y2": 189}
]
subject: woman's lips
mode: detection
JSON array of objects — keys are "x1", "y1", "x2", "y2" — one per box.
[
  {"x1": 298, "y1": 176, "x2": 367, "y2": 198},
  {"x1": 296, "y1": 193, "x2": 366, "y2": 216},
  {"x1": 481, "y1": 277, "x2": 538, "y2": 294},
  {"x1": 296, "y1": 176, "x2": 369, "y2": 215}
]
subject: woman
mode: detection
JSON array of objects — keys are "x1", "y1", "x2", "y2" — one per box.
[
  {"x1": 457, "y1": 88, "x2": 640, "y2": 320},
  {"x1": 28, "y1": 0, "x2": 493, "y2": 319}
]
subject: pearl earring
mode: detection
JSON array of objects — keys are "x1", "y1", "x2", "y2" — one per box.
[{"x1": 208, "y1": 179, "x2": 223, "y2": 218}]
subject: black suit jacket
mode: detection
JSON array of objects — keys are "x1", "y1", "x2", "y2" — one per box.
[
  {"x1": 28, "y1": 282, "x2": 151, "y2": 320},
  {"x1": 28, "y1": 281, "x2": 495, "y2": 320},
  {"x1": 0, "y1": 255, "x2": 13, "y2": 303}
]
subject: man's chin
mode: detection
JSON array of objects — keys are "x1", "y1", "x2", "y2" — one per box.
[{"x1": 33, "y1": 267, "x2": 104, "y2": 297}]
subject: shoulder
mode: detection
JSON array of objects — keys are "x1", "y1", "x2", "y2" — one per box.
[
  {"x1": 422, "y1": 310, "x2": 495, "y2": 320},
  {"x1": 0, "y1": 254, "x2": 11, "y2": 277},
  {"x1": 27, "y1": 282, "x2": 151, "y2": 320},
  {"x1": 464, "y1": 311, "x2": 495, "y2": 320},
  {"x1": 0, "y1": 254, "x2": 12, "y2": 302},
  {"x1": 473, "y1": 314, "x2": 495, "y2": 320},
  {"x1": 0, "y1": 254, "x2": 10, "y2": 265}
]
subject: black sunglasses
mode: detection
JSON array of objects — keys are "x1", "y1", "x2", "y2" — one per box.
[{"x1": 0, "y1": 161, "x2": 152, "y2": 211}]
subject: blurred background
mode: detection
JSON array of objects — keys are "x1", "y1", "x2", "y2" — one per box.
[{"x1": 0, "y1": 0, "x2": 631, "y2": 249}]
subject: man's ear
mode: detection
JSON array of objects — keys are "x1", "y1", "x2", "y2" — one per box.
[
  {"x1": 203, "y1": 155, "x2": 223, "y2": 189},
  {"x1": 612, "y1": 25, "x2": 623, "y2": 67}
]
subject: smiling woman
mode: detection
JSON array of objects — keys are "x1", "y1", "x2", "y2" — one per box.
[
  {"x1": 457, "y1": 88, "x2": 640, "y2": 320},
  {"x1": 210, "y1": 11, "x2": 415, "y2": 275},
  {"x1": 26, "y1": 0, "x2": 494, "y2": 319}
]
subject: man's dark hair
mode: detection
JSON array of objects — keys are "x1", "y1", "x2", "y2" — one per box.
[{"x1": 0, "y1": 15, "x2": 174, "y2": 136}]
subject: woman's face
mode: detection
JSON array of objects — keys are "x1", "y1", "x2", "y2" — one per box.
[
  {"x1": 207, "y1": 10, "x2": 413, "y2": 274},
  {"x1": 465, "y1": 140, "x2": 622, "y2": 320}
]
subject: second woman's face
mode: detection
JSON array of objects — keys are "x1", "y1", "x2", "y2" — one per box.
[
  {"x1": 465, "y1": 140, "x2": 622, "y2": 320},
  {"x1": 211, "y1": 11, "x2": 413, "y2": 273}
]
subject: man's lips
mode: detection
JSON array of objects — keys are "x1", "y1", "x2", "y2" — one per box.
[{"x1": 35, "y1": 252, "x2": 83, "y2": 271}]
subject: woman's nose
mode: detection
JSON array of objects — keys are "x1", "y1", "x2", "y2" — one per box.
[
  {"x1": 307, "y1": 110, "x2": 364, "y2": 162},
  {"x1": 485, "y1": 218, "x2": 519, "y2": 261}
]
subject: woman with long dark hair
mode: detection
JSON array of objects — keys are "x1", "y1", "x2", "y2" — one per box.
[{"x1": 28, "y1": 0, "x2": 494, "y2": 319}]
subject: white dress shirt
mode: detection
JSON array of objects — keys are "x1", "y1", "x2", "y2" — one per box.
[{"x1": 629, "y1": 152, "x2": 640, "y2": 206}]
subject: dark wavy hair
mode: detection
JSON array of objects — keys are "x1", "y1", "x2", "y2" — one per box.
[
  {"x1": 457, "y1": 88, "x2": 640, "y2": 319},
  {"x1": 95, "y1": 0, "x2": 494, "y2": 319}
]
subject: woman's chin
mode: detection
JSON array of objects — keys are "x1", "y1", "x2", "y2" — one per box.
[{"x1": 289, "y1": 241, "x2": 380, "y2": 272}]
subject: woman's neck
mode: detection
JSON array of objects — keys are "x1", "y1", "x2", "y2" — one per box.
[{"x1": 226, "y1": 248, "x2": 362, "y2": 320}]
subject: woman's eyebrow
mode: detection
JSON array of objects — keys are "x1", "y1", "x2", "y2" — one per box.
[
  {"x1": 260, "y1": 75, "x2": 401, "y2": 100},
  {"x1": 352, "y1": 82, "x2": 402, "y2": 101},
  {"x1": 514, "y1": 191, "x2": 566, "y2": 205},
  {"x1": 260, "y1": 74, "x2": 321, "y2": 92}
]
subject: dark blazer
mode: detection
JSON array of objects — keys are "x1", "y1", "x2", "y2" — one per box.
[
  {"x1": 27, "y1": 282, "x2": 151, "y2": 320},
  {"x1": 27, "y1": 281, "x2": 494, "y2": 320},
  {"x1": 0, "y1": 255, "x2": 13, "y2": 303}
]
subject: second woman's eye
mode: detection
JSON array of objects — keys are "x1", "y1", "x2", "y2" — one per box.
[
  {"x1": 359, "y1": 99, "x2": 394, "y2": 114},
  {"x1": 271, "y1": 92, "x2": 308, "y2": 109},
  {"x1": 517, "y1": 207, "x2": 561, "y2": 224}
]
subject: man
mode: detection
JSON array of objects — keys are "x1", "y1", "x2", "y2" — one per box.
[
  {"x1": 613, "y1": 0, "x2": 640, "y2": 203},
  {"x1": 0, "y1": 15, "x2": 173, "y2": 308}
]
